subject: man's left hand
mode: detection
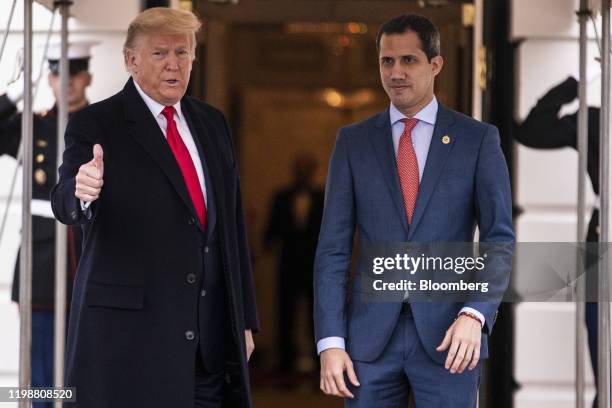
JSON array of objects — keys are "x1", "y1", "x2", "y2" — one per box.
[
  {"x1": 245, "y1": 330, "x2": 255, "y2": 362},
  {"x1": 436, "y1": 315, "x2": 482, "y2": 374}
]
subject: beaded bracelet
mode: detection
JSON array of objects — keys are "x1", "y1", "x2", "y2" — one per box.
[{"x1": 458, "y1": 311, "x2": 482, "y2": 326}]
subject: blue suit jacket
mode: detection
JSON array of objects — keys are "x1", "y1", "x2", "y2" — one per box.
[{"x1": 314, "y1": 104, "x2": 515, "y2": 364}]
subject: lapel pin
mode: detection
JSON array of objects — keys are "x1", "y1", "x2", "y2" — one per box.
[{"x1": 442, "y1": 135, "x2": 450, "y2": 144}]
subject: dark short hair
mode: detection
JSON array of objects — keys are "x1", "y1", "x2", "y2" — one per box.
[
  {"x1": 376, "y1": 14, "x2": 441, "y2": 61},
  {"x1": 48, "y1": 58, "x2": 89, "y2": 76}
]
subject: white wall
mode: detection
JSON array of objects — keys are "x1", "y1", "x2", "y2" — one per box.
[
  {"x1": 0, "y1": 0, "x2": 140, "y2": 395},
  {"x1": 512, "y1": 0, "x2": 604, "y2": 406}
]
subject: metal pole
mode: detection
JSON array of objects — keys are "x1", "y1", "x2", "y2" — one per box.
[
  {"x1": 1, "y1": 9, "x2": 56, "y2": 249},
  {"x1": 0, "y1": 0, "x2": 18, "y2": 65},
  {"x1": 599, "y1": 1, "x2": 612, "y2": 407},
  {"x1": 19, "y1": 0, "x2": 34, "y2": 406},
  {"x1": 33, "y1": 9, "x2": 56, "y2": 102},
  {"x1": 53, "y1": 2, "x2": 71, "y2": 403},
  {"x1": 576, "y1": 2, "x2": 589, "y2": 408}
]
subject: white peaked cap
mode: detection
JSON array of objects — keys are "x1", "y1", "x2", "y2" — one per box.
[{"x1": 45, "y1": 41, "x2": 100, "y2": 61}]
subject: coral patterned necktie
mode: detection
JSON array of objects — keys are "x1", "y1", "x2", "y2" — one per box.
[
  {"x1": 397, "y1": 118, "x2": 419, "y2": 224},
  {"x1": 161, "y1": 106, "x2": 207, "y2": 227}
]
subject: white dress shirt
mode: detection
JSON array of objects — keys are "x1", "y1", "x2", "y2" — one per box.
[
  {"x1": 133, "y1": 80, "x2": 208, "y2": 207},
  {"x1": 317, "y1": 97, "x2": 485, "y2": 355},
  {"x1": 81, "y1": 81, "x2": 209, "y2": 211}
]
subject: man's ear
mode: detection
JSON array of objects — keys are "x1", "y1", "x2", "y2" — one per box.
[
  {"x1": 431, "y1": 55, "x2": 444, "y2": 76},
  {"x1": 126, "y1": 50, "x2": 138, "y2": 73}
]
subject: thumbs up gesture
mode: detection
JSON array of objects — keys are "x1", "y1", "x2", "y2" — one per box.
[{"x1": 75, "y1": 144, "x2": 104, "y2": 203}]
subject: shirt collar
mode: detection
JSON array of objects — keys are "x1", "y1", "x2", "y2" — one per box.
[
  {"x1": 133, "y1": 78, "x2": 184, "y2": 122},
  {"x1": 389, "y1": 96, "x2": 438, "y2": 127}
]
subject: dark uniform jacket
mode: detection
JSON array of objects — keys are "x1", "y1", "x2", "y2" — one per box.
[
  {"x1": 0, "y1": 94, "x2": 81, "y2": 309},
  {"x1": 516, "y1": 76, "x2": 600, "y2": 195},
  {"x1": 516, "y1": 76, "x2": 601, "y2": 296}
]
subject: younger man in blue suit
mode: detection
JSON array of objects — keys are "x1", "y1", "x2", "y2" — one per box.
[{"x1": 314, "y1": 14, "x2": 514, "y2": 407}]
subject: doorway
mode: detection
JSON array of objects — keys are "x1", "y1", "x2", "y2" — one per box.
[{"x1": 192, "y1": 1, "x2": 475, "y2": 405}]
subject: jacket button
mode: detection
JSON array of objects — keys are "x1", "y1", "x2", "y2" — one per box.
[
  {"x1": 204, "y1": 246, "x2": 210, "y2": 253},
  {"x1": 185, "y1": 331, "x2": 195, "y2": 341},
  {"x1": 188, "y1": 217, "x2": 196, "y2": 225},
  {"x1": 186, "y1": 273, "x2": 197, "y2": 284},
  {"x1": 200, "y1": 289, "x2": 207, "y2": 297}
]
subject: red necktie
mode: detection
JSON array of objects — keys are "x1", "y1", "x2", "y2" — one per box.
[
  {"x1": 161, "y1": 106, "x2": 207, "y2": 227},
  {"x1": 397, "y1": 118, "x2": 419, "y2": 224}
]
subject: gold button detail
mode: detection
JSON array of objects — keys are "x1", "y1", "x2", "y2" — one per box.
[
  {"x1": 442, "y1": 135, "x2": 451, "y2": 144},
  {"x1": 36, "y1": 139, "x2": 48, "y2": 148},
  {"x1": 34, "y1": 169, "x2": 47, "y2": 185},
  {"x1": 36, "y1": 154, "x2": 44, "y2": 163}
]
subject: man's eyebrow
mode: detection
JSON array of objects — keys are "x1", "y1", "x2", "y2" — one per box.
[{"x1": 380, "y1": 53, "x2": 418, "y2": 58}]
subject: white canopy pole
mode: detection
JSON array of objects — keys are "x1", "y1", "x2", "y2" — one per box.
[
  {"x1": 576, "y1": 1, "x2": 590, "y2": 407},
  {"x1": 599, "y1": 1, "x2": 612, "y2": 407},
  {"x1": 18, "y1": 0, "x2": 34, "y2": 406},
  {"x1": 53, "y1": 2, "x2": 71, "y2": 405}
]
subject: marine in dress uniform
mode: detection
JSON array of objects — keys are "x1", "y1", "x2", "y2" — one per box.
[
  {"x1": 0, "y1": 41, "x2": 95, "y2": 407},
  {"x1": 516, "y1": 76, "x2": 608, "y2": 407}
]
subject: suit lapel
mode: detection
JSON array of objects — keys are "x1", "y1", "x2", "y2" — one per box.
[
  {"x1": 122, "y1": 79, "x2": 204, "y2": 233},
  {"x1": 181, "y1": 98, "x2": 223, "y2": 238},
  {"x1": 408, "y1": 104, "x2": 457, "y2": 239},
  {"x1": 369, "y1": 109, "x2": 409, "y2": 234}
]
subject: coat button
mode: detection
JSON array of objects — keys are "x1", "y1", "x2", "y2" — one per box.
[
  {"x1": 204, "y1": 246, "x2": 209, "y2": 253},
  {"x1": 70, "y1": 210, "x2": 77, "y2": 220},
  {"x1": 185, "y1": 331, "x2": 195, "y2": 341},
  {"x1": 188, "y1": 217, "x2": 196, "y2": 225},
  {"x1": 186, "y1": 273, "x2": 197, "y2": 284},
  {"x1": 200, "y1": 289, "x2": 207, "y2": 297}
]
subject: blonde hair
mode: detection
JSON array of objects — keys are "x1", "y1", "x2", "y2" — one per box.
[{"x1": 123, "y1": 7, "x2": 202, "y2": 66}]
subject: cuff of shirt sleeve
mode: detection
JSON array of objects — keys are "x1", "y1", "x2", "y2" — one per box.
[
  {"x1": 459, "y1": 307, "x2": 485, "y2": 327},
  {"x1": 316, "y1": 337, "x2": 345, "y2": 355}
]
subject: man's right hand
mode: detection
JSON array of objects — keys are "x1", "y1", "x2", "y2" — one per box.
[
  {"x1": 75, "y1": 144, "x2": 104, "y2": 203},
  {"x1": 320, "y1": 348, "x2": 360, "y2": 399}
]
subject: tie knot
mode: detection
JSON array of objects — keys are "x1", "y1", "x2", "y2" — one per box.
[
  {"x1": 161, "y1": 106, "x2": 175, "y2": 121},
  {"x1": 401, "y1": 118, "x2": 418, "y2": 132}
]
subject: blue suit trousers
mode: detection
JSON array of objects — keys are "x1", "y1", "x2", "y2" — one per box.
[{"x1": 346, "y1": 312, "x2": 480, "y2": 408}]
